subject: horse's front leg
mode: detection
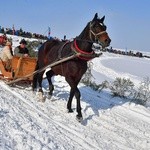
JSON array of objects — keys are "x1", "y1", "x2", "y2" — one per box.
[
  {"x1": 74, "y1": 88, "x2": 83, "y2": 121},
  {"x1": 66, "y1": 77, "x2": 83, "y2": 121},
  {"x1": 67, "y1": 87, "x2": 82, "y2": 121}
]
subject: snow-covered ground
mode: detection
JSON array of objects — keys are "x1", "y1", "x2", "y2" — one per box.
[
  {"x1": 0, "y1": 34, "x2": 150, "y2": 150},
  {"x1": 92, "y1": 52, "x2": 150, "y2": 86}
]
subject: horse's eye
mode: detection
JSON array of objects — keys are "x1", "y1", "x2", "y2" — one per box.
[
  {"x1": 93, "y1": 25, "x2": 101, "y2": 31},
  {"x1": 95, "y1": 24, "x2": 100, "y2": 28}
]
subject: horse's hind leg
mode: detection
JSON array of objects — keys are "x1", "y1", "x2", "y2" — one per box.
[
  {"x1": 46, "y1": 70, "x2": 54, "y2": 97},
  {"x1": 37, "y1": 71, "x2": 44, "y2": 92},
  {"x1": 32, "y1": 63, "x2": 39, "y2": 91},
  {"x1": 37, "y1": 71, "x2": 45, "y2": 101},
  {"x1": 74, "y1": 88, "x2": 83, "y2": 121},
  {"x1": 32, "y1": 73, "x2": 39, "y2": 91}
]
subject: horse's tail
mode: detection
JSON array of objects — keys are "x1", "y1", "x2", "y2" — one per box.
[{"x1": 32, "y1": 61, "x2": 39, "y2": 91}]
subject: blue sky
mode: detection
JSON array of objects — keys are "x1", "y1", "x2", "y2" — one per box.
[{"x1": 0, "y1": 0, "x2": 150, "y2": 52}]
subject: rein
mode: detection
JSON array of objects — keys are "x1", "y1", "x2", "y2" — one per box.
[{"x1": 6, "y1": 54, "x2": 81, "y2": 85}]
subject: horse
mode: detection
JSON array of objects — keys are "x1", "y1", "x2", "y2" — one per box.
[
  {"x1": 0, "y1": 34, "x2": 7, "y2": 46},
  {"x1": 32, "y1": 13, "x2": 111, "y2": 121}
]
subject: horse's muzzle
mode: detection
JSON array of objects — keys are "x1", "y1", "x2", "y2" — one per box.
[
  {"x1": 104, "y1": 38, "x2": 111, "y2": 47},
  {"x1": 98, "y1": 38, "x2": 111, "y2": 48}
]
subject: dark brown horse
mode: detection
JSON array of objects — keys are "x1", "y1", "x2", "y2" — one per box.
[
  {"x1": 32, "y1": 13, "x2": 111, "y2": 121},
  {"x1": 0, "y1": 34, "x2": 7, "y2": 46}
]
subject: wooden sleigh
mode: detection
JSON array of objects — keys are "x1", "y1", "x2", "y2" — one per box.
[{"x1": 0, "y1": 56, "x2": 37, "y2": 82}]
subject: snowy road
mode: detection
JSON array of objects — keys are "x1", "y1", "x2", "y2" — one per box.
[{"x1": 1, "y1": 79, "x2": 150, "y2": 150}]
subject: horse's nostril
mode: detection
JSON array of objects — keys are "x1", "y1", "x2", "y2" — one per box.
[
  {"x1": 105, "y1": 38, "x2": 111, "y2": 44},
  {"x1": 96, "y1": 39, "x2": 98, "y2": 43}
]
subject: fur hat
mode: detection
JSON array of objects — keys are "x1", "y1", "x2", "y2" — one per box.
[
  {"x1": 20, "y1": 39, "x2": 27, "y2": 45},
  {"x1": 5, "y1": 41, "x2": 12, "y2": 46}
]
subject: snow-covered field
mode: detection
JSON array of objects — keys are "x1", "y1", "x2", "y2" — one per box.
[{"x1": 0, "y1": 34, "x2": 150, "y2": 150}]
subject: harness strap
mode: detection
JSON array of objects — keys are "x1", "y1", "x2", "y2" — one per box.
[
  {"x1": 58, "y1": 41, "x2": 70, "y2": 59},
  {"x1": 6, "y1": 54, "x2": 80, "y2": 85}
]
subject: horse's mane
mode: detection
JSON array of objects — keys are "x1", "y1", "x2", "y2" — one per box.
[
  {"x1": 78, "y1": 22, "x2": 90, "y2": 39},
  {"x1": 43, "y1": 39, "x2": 62, "y2": 54}
]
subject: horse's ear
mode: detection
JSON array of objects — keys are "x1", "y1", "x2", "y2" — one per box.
[
  {"x1": 101, "y1": 16, "x2": 105, "y2": 23},
  {"x1": 92, "y1": 13, "x2": 98, "y2": 21}
]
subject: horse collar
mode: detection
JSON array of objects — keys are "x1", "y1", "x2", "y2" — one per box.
[
  {"x1": 74, "y1": 39, "x2": 93, "y2": 55},
  {"x1": 71, "y1": 39, "x2": 95, "y2": 61}
]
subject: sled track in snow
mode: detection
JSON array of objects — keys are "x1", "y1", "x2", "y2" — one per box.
[
  {"x1": 1, "y1": 81, "x2": 150, "y2": 150},
  {"x1": 1, "y1": 82, "x2": 100, "y2": 150}
]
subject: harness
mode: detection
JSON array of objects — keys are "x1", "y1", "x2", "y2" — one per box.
[
  {"x1": 58, "y1": 40, "x2": 70, "y2": 59},
  {"x1": 57, "y1": 41, "x2": 70, "y2": 75},
  {"x1": 58, "y1": 39, "x2": 100, "y2": 62}
]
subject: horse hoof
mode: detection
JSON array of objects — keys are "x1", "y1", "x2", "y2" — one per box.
[
  {"x1": 41, "y1": 97, "x2": 46, "y2": 102},
  {"x1": 37, "y1": 96, "x2": 46, "y2": 102},
  {"x1": 68, "y1": 109, "x2": 73, "y2": 113},
  {"x1": 37, "y1": 92, "x2": 46, "y2": 102},
  {"x1": 32, "y1": 87, "x2": 36, "y2": 92},
  {"x1": 32, "y1": 90, "x2": 36, "y2": 94},
  {"x1": 46, "y1": 94, "x2": 52, "y2": 99},
  {"x1": 76, "y1": 115, "x2": 83, "y2": 122},
  {"x1": 45, "y1": 92, "x2": 52, "y2": 99}
]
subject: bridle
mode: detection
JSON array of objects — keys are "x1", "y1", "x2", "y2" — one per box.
[{"x1": 89, "y1": 21, "x2": 107, "y2": 43}]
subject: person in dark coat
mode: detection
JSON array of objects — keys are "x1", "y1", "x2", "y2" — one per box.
[{"x1": 14, "y1": 39, "x2": 29, "y2": 57}]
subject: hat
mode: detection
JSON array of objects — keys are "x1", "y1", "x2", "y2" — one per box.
[
  {"x1": 5, "y1": 41, "x2": 12, "y2": 46},
  {"x1": 20, "y1": 39, "x2": 27, "y2": 45}
]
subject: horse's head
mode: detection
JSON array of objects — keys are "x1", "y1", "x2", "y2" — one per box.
[{"x1": 89, "y1": 13, "x2": 111, "y2": 48}]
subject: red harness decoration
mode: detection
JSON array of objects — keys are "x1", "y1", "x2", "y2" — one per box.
[{"x1": 72, "y1": 39, "x2": 94, "y2": 61}]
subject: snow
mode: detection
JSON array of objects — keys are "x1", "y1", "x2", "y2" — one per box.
[
  {"x1": 92, "y1": 52, "x2": 150, "y2": 86},
  {"x1": 0, "y1": 34, "x2": 150, "y2": 150}
]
